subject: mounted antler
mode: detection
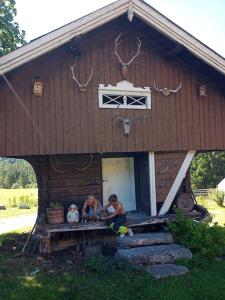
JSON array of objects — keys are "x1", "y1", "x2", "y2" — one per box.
[
  {"x1": 70, "y1": 64, "x2": 93, "y2": 92},
  {"x1": 115, "y1": 33, "x2": 141, "y2": 79},
  {"x1": 153, "y1": 81, "x2": 182, "y2": 97},
  {"x1": 113, "y1": 106, "x2": 147, "y2": 137}
]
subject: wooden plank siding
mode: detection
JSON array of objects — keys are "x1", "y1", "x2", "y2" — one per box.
[
  {"x1": 0, "y1": 17, "x2": 225, "y2": 157},
  {"x1": 155, "y1": 152, "x2": 187, "y2": 203}
]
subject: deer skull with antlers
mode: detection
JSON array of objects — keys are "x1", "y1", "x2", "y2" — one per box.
[
  {"x1": 153, "y1": 81, "x2": 182, "y2": 97},
  {"x1": 70, "y1": 64, "x2": 94, "y2": 92},
  {"x1": 115, "y1": 33, "x2": 141, "y2": 79},
  {"x1": 113, "y1": 108, "x2": 147, "y2": 137}
]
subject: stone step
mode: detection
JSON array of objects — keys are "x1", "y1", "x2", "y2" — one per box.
[
  {"x1": 115, "y1": 232, "x2": 174, "y2": 249},
  {"x1": 146, "y1": 264, "x2": 189, "y2": 279},
  {"x1": 116, "y1": 244, "x2": 192, "y2": 265}
]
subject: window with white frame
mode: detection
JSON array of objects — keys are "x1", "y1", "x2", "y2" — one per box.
[{"x1": 98, "y1": 80, "x2": 151, "y2": 110}]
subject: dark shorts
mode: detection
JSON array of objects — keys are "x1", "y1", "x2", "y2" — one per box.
[{"x1": 105, "y1": 214, "x2": 126, "y2": 231}]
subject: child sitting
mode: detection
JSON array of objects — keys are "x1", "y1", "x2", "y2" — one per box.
[
  {"x1": 101, "y1": 194, "x2": 133, "y2": 238},
  {"x1": 81, "y1": 193, "x2": 102, "y2": 222}
]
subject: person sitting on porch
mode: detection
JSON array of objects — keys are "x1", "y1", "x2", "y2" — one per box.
[
  {"x1": 101, "y1": 194, "x2": 133, "y2": 238},
  {"x1": 82, "y1": 193, "x2": 102, "y2": 222}
]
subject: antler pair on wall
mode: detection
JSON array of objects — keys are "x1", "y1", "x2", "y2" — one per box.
[
  {"x1": 69, "y1": 64, "x2": 94, "y2": 92},
  {"x1": 115, "y1": 33, "x2": 141, "y2": 79},
  {"x1": 69, "y1": 32, "x2": 141, "y2": 92},
  {"x1": 153, "y1": 82, "x2": 182, "y2": 97}
]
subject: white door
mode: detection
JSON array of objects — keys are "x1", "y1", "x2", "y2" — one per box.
[{"x1": 102, "y1": 157, "x2": 136, "y2": 212}]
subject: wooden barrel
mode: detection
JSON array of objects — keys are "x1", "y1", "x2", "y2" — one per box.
[
  {"x1": 46, "y1": 207, "x2": 64, "y2": 224},
  {"x1": 176, "y1": 193, "x2": 194, "y2": 212}
]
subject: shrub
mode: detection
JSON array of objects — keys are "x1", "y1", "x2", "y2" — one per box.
[
  {"x1": 208, "y1": 189, "x2": 225, "y2": 207},
  {"x1": 8, "y1": 196, "x2": 17, "y2": 208},
  {"x1": 168, "y1": 209, "x2": 225, "y2": 258},
  {"x1": 19, "y1": 194, "x2": 38, "y2": 207},
  {"x1": 11, "y1": 183, "x2": 22, "y2": 189}
]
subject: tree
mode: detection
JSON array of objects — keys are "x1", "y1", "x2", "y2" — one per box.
[
  {"x1": 190, "y1": 152, "x2": 225, "y2": 189},
  {"x1": 0, "y1": 0, "x2": 26, "y2": 56}
]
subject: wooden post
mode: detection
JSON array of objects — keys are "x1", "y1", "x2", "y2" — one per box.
[{"x1": 148, "y1": 152, "x2": 157, "y2": 216}]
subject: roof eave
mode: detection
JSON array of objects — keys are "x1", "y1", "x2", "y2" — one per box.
[
  {"x1": 0, "y1": 0, "x2": 129, "y2": 74},
  {"x1": 133, "y1": 0, "x2": 225, "y2": 75},
  {"x1": 0, "y1": 0, "x2": 224, "y2": 76}
]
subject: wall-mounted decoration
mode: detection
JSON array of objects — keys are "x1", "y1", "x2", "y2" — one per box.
[
  {"x1": 115, "y1": 33, "x2": 141, "y2": 79},
  {"x1": 70, "y1": 63, "x2": 93, "y2": 92},
  {"x1": 113, "y1": 107, "x2": 148, "y2": 137},
  {"x1": 127, "y1": 1, "x2": 134, "y2": 22},
  {"x1": 153, "y1": 81, "x2": 182, "y2": 97},
  {"x1": 198, "y1": 84, "x2": 207, "y2": 97},
  {"x1": 68, "y1": 35, "x2": 82, "y2": 57},
  {"x1": 33, "y1": 80, "x2": 43, "y2": 97},
  {"x1": 158, "y1": 160, "x2": 178, "y2": 175},
  {"x1": 98, "y1": 80, "x2": 151, "y2": 109}
]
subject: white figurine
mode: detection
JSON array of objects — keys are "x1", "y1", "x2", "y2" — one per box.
[{"x1": 67, "y1": 204, "x2": 79, "y2": 223}]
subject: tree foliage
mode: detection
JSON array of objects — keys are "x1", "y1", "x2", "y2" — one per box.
[
  {"x1": 0, "y1": 0, "x2": 26, "y2": 56},
  {"x1": 190, "y1": 152, "x2": 225, "y2": 189},
  {"x1": 0, "y1": 158, "x2": 37, "y2": 188}
]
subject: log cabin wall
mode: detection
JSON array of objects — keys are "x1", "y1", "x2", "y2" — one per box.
[
  {"x1": 28, "y1": 154, "x2": 102, "y2": 214},
  {"x1": 0, "y1": 16, "x2": 225, "y2": 157}
]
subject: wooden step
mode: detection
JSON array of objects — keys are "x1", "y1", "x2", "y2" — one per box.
[{"x1": 116, "y1": 244, "x2": 192, "y2": 265}]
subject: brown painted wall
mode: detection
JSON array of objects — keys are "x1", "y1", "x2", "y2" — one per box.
[
  {"x1": 155, "y1": 151, "x2": 187, "y2": 203},
  {"x1": 0, "y1": 17, "x2": 224, "y2": 156}
]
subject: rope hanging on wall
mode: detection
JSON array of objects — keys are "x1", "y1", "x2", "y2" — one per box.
[{"x1": 49, "y1": 154, "x2": 94, "y2": 174}]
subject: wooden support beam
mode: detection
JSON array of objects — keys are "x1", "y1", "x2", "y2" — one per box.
[
  {"x1": 158, "y1": 150, "x2": 196, "y2": 216},
  {"x1": 148, "y1": 152, "x2": 157, "y2": 216}
]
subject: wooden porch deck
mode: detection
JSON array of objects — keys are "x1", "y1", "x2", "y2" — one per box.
[
  {"x1": 44, "y1": 212, "x2": 169, "y2": 234},
  {"x1": 35, "y1": 209, "x2": 205, "y2": 253},
  {"x1": 38, "y1": 209, "x2": 202, "y2": 236}
]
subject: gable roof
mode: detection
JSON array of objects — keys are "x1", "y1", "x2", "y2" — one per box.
[{"x1": 0, "y1": 0, "x2": 224, "y2": 75}]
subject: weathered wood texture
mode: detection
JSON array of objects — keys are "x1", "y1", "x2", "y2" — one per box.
[
  {"x1": 29, "y1": 154, "x2": 102, "y2": 213},
  {"x1": 0, "y1": 17, "x2": 224, "y2": 157},
  {"x1": 155, "y1": 152, "x2": 187, "y2": 203}
]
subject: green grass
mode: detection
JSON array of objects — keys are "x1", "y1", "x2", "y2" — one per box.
[
  {"x1": 197, "y1": 196, "x2": 225, "y2": 226},
  {"x1": 0, "y1": 207, "x2": 37, "y2": 220},
  {"x1": 0, "y1": 233, "x2": 225, "y2": 300},
  {"x1": 0, "y1": 188, "x2": 38, "y2": 207},
  {"x1": 0, "y1": 188, "x2": 38, "y2": 219}
]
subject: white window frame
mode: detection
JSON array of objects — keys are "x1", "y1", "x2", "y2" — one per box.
[{"x1": 98, "y1": 80, "x2": 151, "y2": 110}]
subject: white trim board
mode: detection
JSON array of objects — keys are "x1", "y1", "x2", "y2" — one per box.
[
  {"x1": 148, "y1": 152, "x2": 157, "y2": 216},
  {"x1": 158, "y1": 150, "x2": 196, "y2": 216},
  {"x1": 98, "y1": 80, "x2": 151, "y2": 109},
  {"x1": 0, "y1": 0, "x2": 224, "y2": 75}
]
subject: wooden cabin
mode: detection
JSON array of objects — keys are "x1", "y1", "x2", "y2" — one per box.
[{"x1": 0, "y1": 0, "x2": 224, "y2": 252}]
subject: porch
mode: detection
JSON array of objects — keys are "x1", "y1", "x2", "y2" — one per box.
[{"x1": 35, "y1": 207, "x2": 205, "y2": 254}]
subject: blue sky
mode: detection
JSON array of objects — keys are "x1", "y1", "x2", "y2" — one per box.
[{"x1": 15, "y1": 0, "x2": 225, "y2": 57}]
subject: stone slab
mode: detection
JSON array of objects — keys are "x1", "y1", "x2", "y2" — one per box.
[
  {"x1": 146, "y1": 264, "x2": 189, "y2": 279},
  {"x1": 116, "y1": 232, "x2": 174, "y2": 249},
  {"x1": 116, "y1": 244, "x2": 192, "y2": 265}
]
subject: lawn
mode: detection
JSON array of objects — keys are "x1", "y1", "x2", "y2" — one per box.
[
  {"x1": 0, "y1": 207, "x2": 37, "y2": 220},
  {"x1": 0, "y1": 232, "x2": 225, "y2": 300},
  {"x1": 197, "y1": 196, "x2": 225, "y2": 226},
  {"x1": 0, "y1": 188, "x2": 38, "y2": 207},
  {"x1": 0, "y1": 188, "x2": 38, "y2": 219}
]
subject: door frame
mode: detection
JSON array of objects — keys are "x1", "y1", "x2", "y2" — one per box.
[
  {"x1": 100, "y1": 152, "x2": 152, "y2": 215},
  {"x1": 101, "y1": 156, "x2": 136, "y2": 211}
]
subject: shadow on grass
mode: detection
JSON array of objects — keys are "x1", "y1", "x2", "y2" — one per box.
[{"x1": 1, "y1": 232, "x2": 225, "y2": 300}]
